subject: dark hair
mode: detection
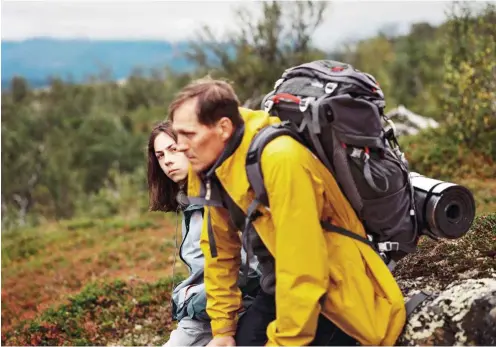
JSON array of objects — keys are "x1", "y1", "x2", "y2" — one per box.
[
  {"x1": 147, "y1": 120, "x2": 182, "y2": 212},
  {"x1": 168, "y1": 76, "x2": 243, "y2": 128}
]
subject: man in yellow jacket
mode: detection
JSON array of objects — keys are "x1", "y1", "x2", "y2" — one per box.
[{"x1": 170, "y1": 77, "x2": 406, "y2": 346}]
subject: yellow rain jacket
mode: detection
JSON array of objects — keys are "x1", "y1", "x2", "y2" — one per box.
[{"x1": 188, "y1": 108, "x2": 406, "y2": 346}]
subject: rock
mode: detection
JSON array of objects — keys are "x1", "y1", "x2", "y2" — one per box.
[
  {"x1": 385, "y1": 105, "x2": 439, "y2": 136},
  {"x1": 243, "y1": 95, "x2": 265, "y2": 110},
  {"x1": 458, "y1": 269, "x2": 480, "y2": 280},
  {"x1": 399, "y1": 278, "x2": 496, "y2": 346}
]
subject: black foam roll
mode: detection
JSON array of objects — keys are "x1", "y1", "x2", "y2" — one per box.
[{"x1": 410, "y1": 172, "x2": 476, "y2": 239}]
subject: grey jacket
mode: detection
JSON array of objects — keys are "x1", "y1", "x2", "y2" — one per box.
[{"x1": 172, "y1": 204, "x2": 260, "y2": 322}]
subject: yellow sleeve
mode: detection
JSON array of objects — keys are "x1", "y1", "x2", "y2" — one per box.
[
  {"x1": 261, "y1": 137, "x2": 329, "y2": 346},
  {"x1": 200, "y1": 205, "x2": 243, "y2": 337}
]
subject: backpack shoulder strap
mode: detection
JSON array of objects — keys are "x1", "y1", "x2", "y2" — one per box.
[
  {"x1": 245, "y1": 121, "x2": 386, "y2": 263},
  {"x1": 245, "y1": 122, "x2": 302, "y2": 208}
]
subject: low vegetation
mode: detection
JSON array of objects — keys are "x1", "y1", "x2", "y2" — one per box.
[{"x1": 2, "y1": 1, "x2": 494, "y2": 346}]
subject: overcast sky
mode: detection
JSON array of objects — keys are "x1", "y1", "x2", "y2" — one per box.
[{"x1": 1, "y1": 1, "x2": 462, "y2": 50}]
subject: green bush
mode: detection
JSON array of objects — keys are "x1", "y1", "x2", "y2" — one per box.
[
  {"x1": 74, "y1": 166, "x2": 148, "y2": 220},
  {"x1": 400, "y1": 125, "x2": 495, "y2": 181},
  {"x1": 440, "y1": 3, "x2": 496, "y2": 159},
  {"x1": 2, "y1": 276, "x2": 185, "y2": 346}
]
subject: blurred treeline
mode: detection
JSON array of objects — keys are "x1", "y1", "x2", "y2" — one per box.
[{"x1": 2, "y1": 1, "x2": 495, "y2": 230}]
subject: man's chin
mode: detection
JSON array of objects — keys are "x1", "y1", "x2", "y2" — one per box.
[{"x1": 191, "y1": 163, "x2": 206, "y2": 173}]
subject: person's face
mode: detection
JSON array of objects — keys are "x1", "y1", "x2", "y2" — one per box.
[
  {"x1": 154, "y1": 132, "x2": 189, "y2": 183},
  {"x1": 172, "y1": 98, "x2": 233, "y2": 173}
]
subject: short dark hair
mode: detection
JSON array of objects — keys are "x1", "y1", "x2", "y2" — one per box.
[
  {"x1": 147, "y1": 120, "x2": 181, "y2": 212},
  {"x1": 168, "y1": 76, "x2": 243, "y2": 127}
]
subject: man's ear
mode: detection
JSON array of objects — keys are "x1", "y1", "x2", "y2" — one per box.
[{"x1": 217, "y1": 117, "x2": 234, "y2": 142}]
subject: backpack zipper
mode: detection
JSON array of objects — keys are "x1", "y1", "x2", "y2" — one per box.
[{"x1": 291, "y1": 66, "x2": 377, "y2": 94}]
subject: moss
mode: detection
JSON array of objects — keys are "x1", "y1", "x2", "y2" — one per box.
[
  {"x1": 1, "y1": 277, "x2": 181, "y2": 346},
  {"x1": 394, "y1": 213, "x2": 496, "y2": 289}
]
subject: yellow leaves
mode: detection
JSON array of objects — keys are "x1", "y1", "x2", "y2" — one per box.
[
  {"x1": 483, "y1": 116, "x2": 490, "y2": 127},
  {"x1": 441, "y1": 4, "x2": 495, "y2": 153}
]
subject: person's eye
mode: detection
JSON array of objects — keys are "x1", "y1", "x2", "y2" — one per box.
[
  {"x1": 156, "y1": 153, "x2": 164, "y2": 159},
  {"x1": 171, "y1": 146, "x2": 177, "y2": 152}
]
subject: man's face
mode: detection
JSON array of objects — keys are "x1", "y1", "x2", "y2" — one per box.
[{"x1": 172, "y1": 98, "x2": 228, "y2": 173}]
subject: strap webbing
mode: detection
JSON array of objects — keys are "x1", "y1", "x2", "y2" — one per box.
[
  {"x1": 320, "y1": 220, "x2": 376, "y2": 249},
  {"x1": 188, "y1": 197, "x2": 223, "y2": 208},
  {"x1": 240, "y1": 199, "x2": 262, "y2": 286},
  {"x1": 188, "y1": 194, "x2": 224, "y2": 258},
  {"x1": 405, "y1": 291, "x2": 432, "y2": 316},
  {"x1": 300, "y1": 109, "x2": 335, "y2": 175},
  {"x1": 422, "y1": 182, "x2": 443, "y2": 238},
  {"x1": 363, "y1": 159, "x2": 389, "y2": 193},
  {"x1": 246, "y1": 124, "x2": 302, "y2": 206},
  {"x1": 207, "y1": 212, "x2": 218, "y2": 258}
]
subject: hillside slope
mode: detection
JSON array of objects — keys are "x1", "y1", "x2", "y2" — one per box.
[
  {"x1": 1, "y1": 213, "x2": 187, "y2": 334},
  {"x1": 2, "y1": 210, "x2": 494, "y2": 345},
  {"x1": 1, "y1": 38, "x2": 193, "y2": 88}
]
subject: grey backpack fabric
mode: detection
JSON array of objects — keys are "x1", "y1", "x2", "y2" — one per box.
[{"x1": 248, "y1": 60, "x2": 419, "y2": 264}]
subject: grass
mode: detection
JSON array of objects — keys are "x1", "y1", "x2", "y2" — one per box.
[
  {"x1": 399, "y1": 126, "x2": 496, "y2": 215},
  {"x1": 1, "y1": 213, "x2": 188, "y2": 334},
  {"x1": 399, "y1": 126, "x2": 496, "y2": 183},
  {"x1": 3, "y1": 212, "x2": 494, "y2": 346},
  {"x1": 1, "y1": 276, "x2": 185, "y2": 346}
]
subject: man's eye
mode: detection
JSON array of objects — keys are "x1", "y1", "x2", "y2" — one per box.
[{"x1": 171, "y1": 146, "x2": 177, "y2": 152}]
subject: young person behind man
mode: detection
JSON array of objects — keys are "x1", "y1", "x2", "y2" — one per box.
[
  {"x1": 147, "y1": 121, "x2": 261, "y2": 346},
  {"x1": 170, "y1": 77, "x2": 407, "y2": 346}
]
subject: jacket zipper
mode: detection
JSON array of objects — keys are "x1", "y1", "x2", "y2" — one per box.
[
  {"x1": 179, "y1": 178, "x2": 211, "y2": 272},
  {"x1": 178, "y1": 212, "x2": 193, "y2": 273},
  {"x1": 205, "y1": 180, "x2": 212, "y2": 200}
]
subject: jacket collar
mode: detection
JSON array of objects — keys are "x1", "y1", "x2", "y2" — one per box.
[
  {"x1": 202, "y1": 121, "x2": 245, "y2": 179},
  {"x1": 210, "y1": 108, "x2": 278, "y2": 204}
]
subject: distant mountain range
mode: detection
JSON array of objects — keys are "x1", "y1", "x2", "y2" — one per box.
[{"x1": 1, "y1": 38, "x2": 196, "y2": 89}]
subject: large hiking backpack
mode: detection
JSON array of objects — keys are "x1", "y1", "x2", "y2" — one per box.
[{"x1": 246, "y1": 60, "x2": 419, "y2": 266}]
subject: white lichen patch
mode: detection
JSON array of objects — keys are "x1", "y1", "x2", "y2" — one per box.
[
  {"x1": 401, "y1": 278, "x2": 496, "y2": 344},
  {"x1": 397, "y1": 276, "x2": 443, "y2": 301}
]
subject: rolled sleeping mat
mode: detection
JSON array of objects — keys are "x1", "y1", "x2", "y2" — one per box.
[{"x1": 410, "y1": 172, "x2": 476, "y2": 239}]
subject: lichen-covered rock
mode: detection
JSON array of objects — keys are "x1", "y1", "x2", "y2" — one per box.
[
  {"x1": 398, "y1": 278, "x2": 496, "y2": 346},
  {"x1": 393, "y1": 214, "x2": 496, "y2": 345}
]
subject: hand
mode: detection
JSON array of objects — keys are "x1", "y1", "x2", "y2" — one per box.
[{"x1": 206, "y1": 336, "x2": 236, "y2": 347}]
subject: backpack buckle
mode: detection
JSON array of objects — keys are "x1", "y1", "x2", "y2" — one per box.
[
  {"x1": 274, "y1": 120, "x2": 291, "y2": 129},
  {"x1": 377, "y1": 241, "x2": 400, "y2": 252},
  {"x1": 325, "y1": 82, "x2": 338, "y2": 94},
  {"x1": 384, "y1": 119, "x2": 397, "y2": 139},
  {"x1": 350, "y1": 147, "x2": 370, "y2": 162},
  {"x1": 274, "y1": 78, "x2": 285, "y2": 89},
  {"x1": 299, "y1": 97, "x2": 315, "y2": 113},
  {"x1": 264, "y1": 99, "x2": 274, "y2": 113}
]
